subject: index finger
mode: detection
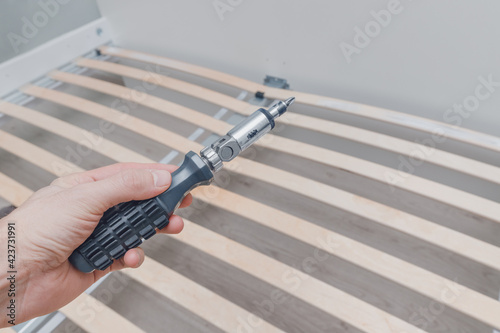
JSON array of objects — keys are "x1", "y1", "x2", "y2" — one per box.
[{"x1": 51, "y1": 162, "x2": 179, "y2": 188}]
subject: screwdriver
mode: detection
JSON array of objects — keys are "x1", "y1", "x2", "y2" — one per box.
[{"x1": 69, "y1": 97, "x2": 295, "y2": 272}]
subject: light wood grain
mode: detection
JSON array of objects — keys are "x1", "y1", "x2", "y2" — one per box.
[
  {"x1": 125, "y1": 258, "x2": 285, "y2": 333},
  {"x1": 42, "y1": 73, "x2": 500, "y2": 226},
  {"x1": 190, "y1": 187, "x2": 500, "y2": 329},
  {"x1": 0, "y1": 166, "x2": 421, "y2": 332},
  {"x1": 0, "y1": 172, "x2": 32, "y2": 207},
  {"x1": 1, "y1": 48, "x2": 498, "y2": 332},
  {"x1": 99, "y1": 46, "x2": 500, "y2": 154},
  {"x1": 3, "y1": 109, "x2": 500, "y2": 328},
  {"x1": 0, "y1": 124, "x2": 497, "y2": 327},
  {"x1": 60, "y1": 293, "x2": 144, "y2": 333},
  {"x1": 2, "y1": 97, "x2": 500, "y2": 329},
  {"x1": 0, "y1": 101, "x2": 151, "y2": 164},
  {"x1": 22, "y1": 85, "x2": 500, "y2": 272},
  {"x1": 77, "y1": 57, "x2": 500, "y2": 186},
  {"x1": 0, "y1": 157, "x2": 419, "y2": 333},
  {"x1": 0, "y1": 130, "x2": 84, "y2": 176},
  {"x1": 164, "y1": 220, "x2": 422, "y2": 333}
]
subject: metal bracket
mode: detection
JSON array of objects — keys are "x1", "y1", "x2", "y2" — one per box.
[
  {"x1": 264, "y1": 75, "x2": 290, "y2": 90},
  {"x1": 249, "y1": 75, "x2": 290, "y2": 107}
]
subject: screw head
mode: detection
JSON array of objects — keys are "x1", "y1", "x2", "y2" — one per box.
[{"x1": 220, "y1": 146, "x2": 234, "y2": 160}]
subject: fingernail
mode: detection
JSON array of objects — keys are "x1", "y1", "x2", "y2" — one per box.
[
  {"x1": 132, "y1": 251, "x2": 142, "y2": 268},
  {"x1": 151, "y1": 170, "x2": 171, "y2": 187}
]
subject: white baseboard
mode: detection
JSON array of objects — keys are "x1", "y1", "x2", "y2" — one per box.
[{"x1": 0, "y1": 17, "x2": 112, "y2": 98}]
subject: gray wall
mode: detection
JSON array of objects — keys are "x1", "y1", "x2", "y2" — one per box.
[
  {"x1": 96, "y1": 0, "x2": 500, "y2": 137},
  {"x1": 0, "y1": 0, "x2": 101, "y2": 63}
]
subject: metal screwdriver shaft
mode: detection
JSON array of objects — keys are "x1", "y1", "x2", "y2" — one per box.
[{"x1": 69, "y1": 97, "x2": 295, "y2": 272}]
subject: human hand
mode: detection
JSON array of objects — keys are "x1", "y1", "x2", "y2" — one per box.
[{"x1": 0, "y1": 163, "x2": 192, "y2": 327}]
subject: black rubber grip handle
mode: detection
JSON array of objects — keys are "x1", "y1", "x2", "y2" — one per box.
[{"x1": 69, "y1": 152, "x2": 214, "y2": 272}]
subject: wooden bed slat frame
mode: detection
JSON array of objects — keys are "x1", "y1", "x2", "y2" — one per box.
[
  {"x1": 0, "y1": 129, "x2": 84, "y2": 176},
  {"x1": 1, "y1": 47, "x2": 499, "y2": 332},
  {"x1": 0, "y1": 129, "x2": 419, "y2": 332},
  {"x1": 18, "y1": 87, "x2": 500, "y2": 273},
  {"x1": 124, "y1": 256, "x2": 285, "y2": 333},
  {"x1": 99, "y1": 46, "x2": 500, "y2": 154},
  {"x1": 174, "y1": 219, "x2": 420, "y2": 333},
  {"x1": 2, "y1": 109, "x2": 500, "y2": 327},
  {"x1": 0, "y1": 172, "x2": 32, "y2": 207},
  {"x1": 1, "y1": 99, "x2": 500, "y2": 330},
  {"x1": 77, "y1": 57, "x2": 500, "y2": 187},
  {"x1": 0, "y1": 113, "x2": 424, "y2": 332},
  {"x1": 0, "y1": 159, "x2": 420, "y2": 333},
  {"x1": 0, "y1": 102, "x2": 151, "y2": 164},
  {"x1": 44, "y1": 72, "x2": 500, "y2": 227},
  {"x1": 0, "y1": 172, "x2": 429, "y2": 333},
  {"x1": 60, "y1": 292, "x2": 145, "y2": 333}
]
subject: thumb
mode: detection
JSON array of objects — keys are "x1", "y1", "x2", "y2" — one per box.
[{"x1": 72, "y1": 168, "x2": 172, "y2": 214}]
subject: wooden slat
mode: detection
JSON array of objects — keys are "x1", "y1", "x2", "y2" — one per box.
[
  {"x1": 5, "y1": 124, "x2": 500, "y2": 326},
  {"x1": 162, "y1": 220, "x2": 422, "y2": 333},
  {"x1": 43, "y1": 73, "x2": 500, "y2": 226},
  {"x1": 124, "y1": 258, "x2": 286, "y2": 333},
  {"x1": 78, "y1": 57, "x2": 500, "y2": 186},
  {"x1": 73, "y1": 268, "x2": 284, "y2": 333},
  {"x1": 0, "y1": 181, "x2": 142, "y2": 333},
  {"x1": 0, "y1": 153, "x2": 420, "y2": 333},
  {"x1": 3, "y1": 96, "x2": 500, "y2": 329},
  {"x1": 22, "y1": 85, "x2": 500, "y2": 272},
  {"x1": 177, "y1": 219, "x2": 500, "y2": 331},
  {"x1": 0, "y1": 173, "x2": 32, "y2": 207},
  {"x1": 18, "y1": 86, "x2": 199, "y2": 154},
  {"x1": 0, "y1": 101, "x2": 151, "y2": 164},
  {"x1": 4, "y1": 123, "x2": 500, "y2": 326},
  {"x1": 0, "y1": 175, "x2": 283, "y2": 333},
  {"x1": 0, "y1": 131, "x2": 84, "y2": 178},
  {"x1": 60, "y1": 293, "x2": 144, "y2": 333},
  {"x1": 99, "y1": 46, "x2": 500, "y2": 154},
  {"x1": 0, "y1": 130, "x2": 84, "y2": 176},
  {"x1": 3, "y1": 109, "x2": 500, "y2": 327},
  {"x1": 195, "y1": 181, "x2": 500, "y2": 271},
  {"x1": 0, "y1": 140, "x2": 417, "y2": 333},
  {"x1": 194, "y1": 187, "x2": 500, "y2": 328}
]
